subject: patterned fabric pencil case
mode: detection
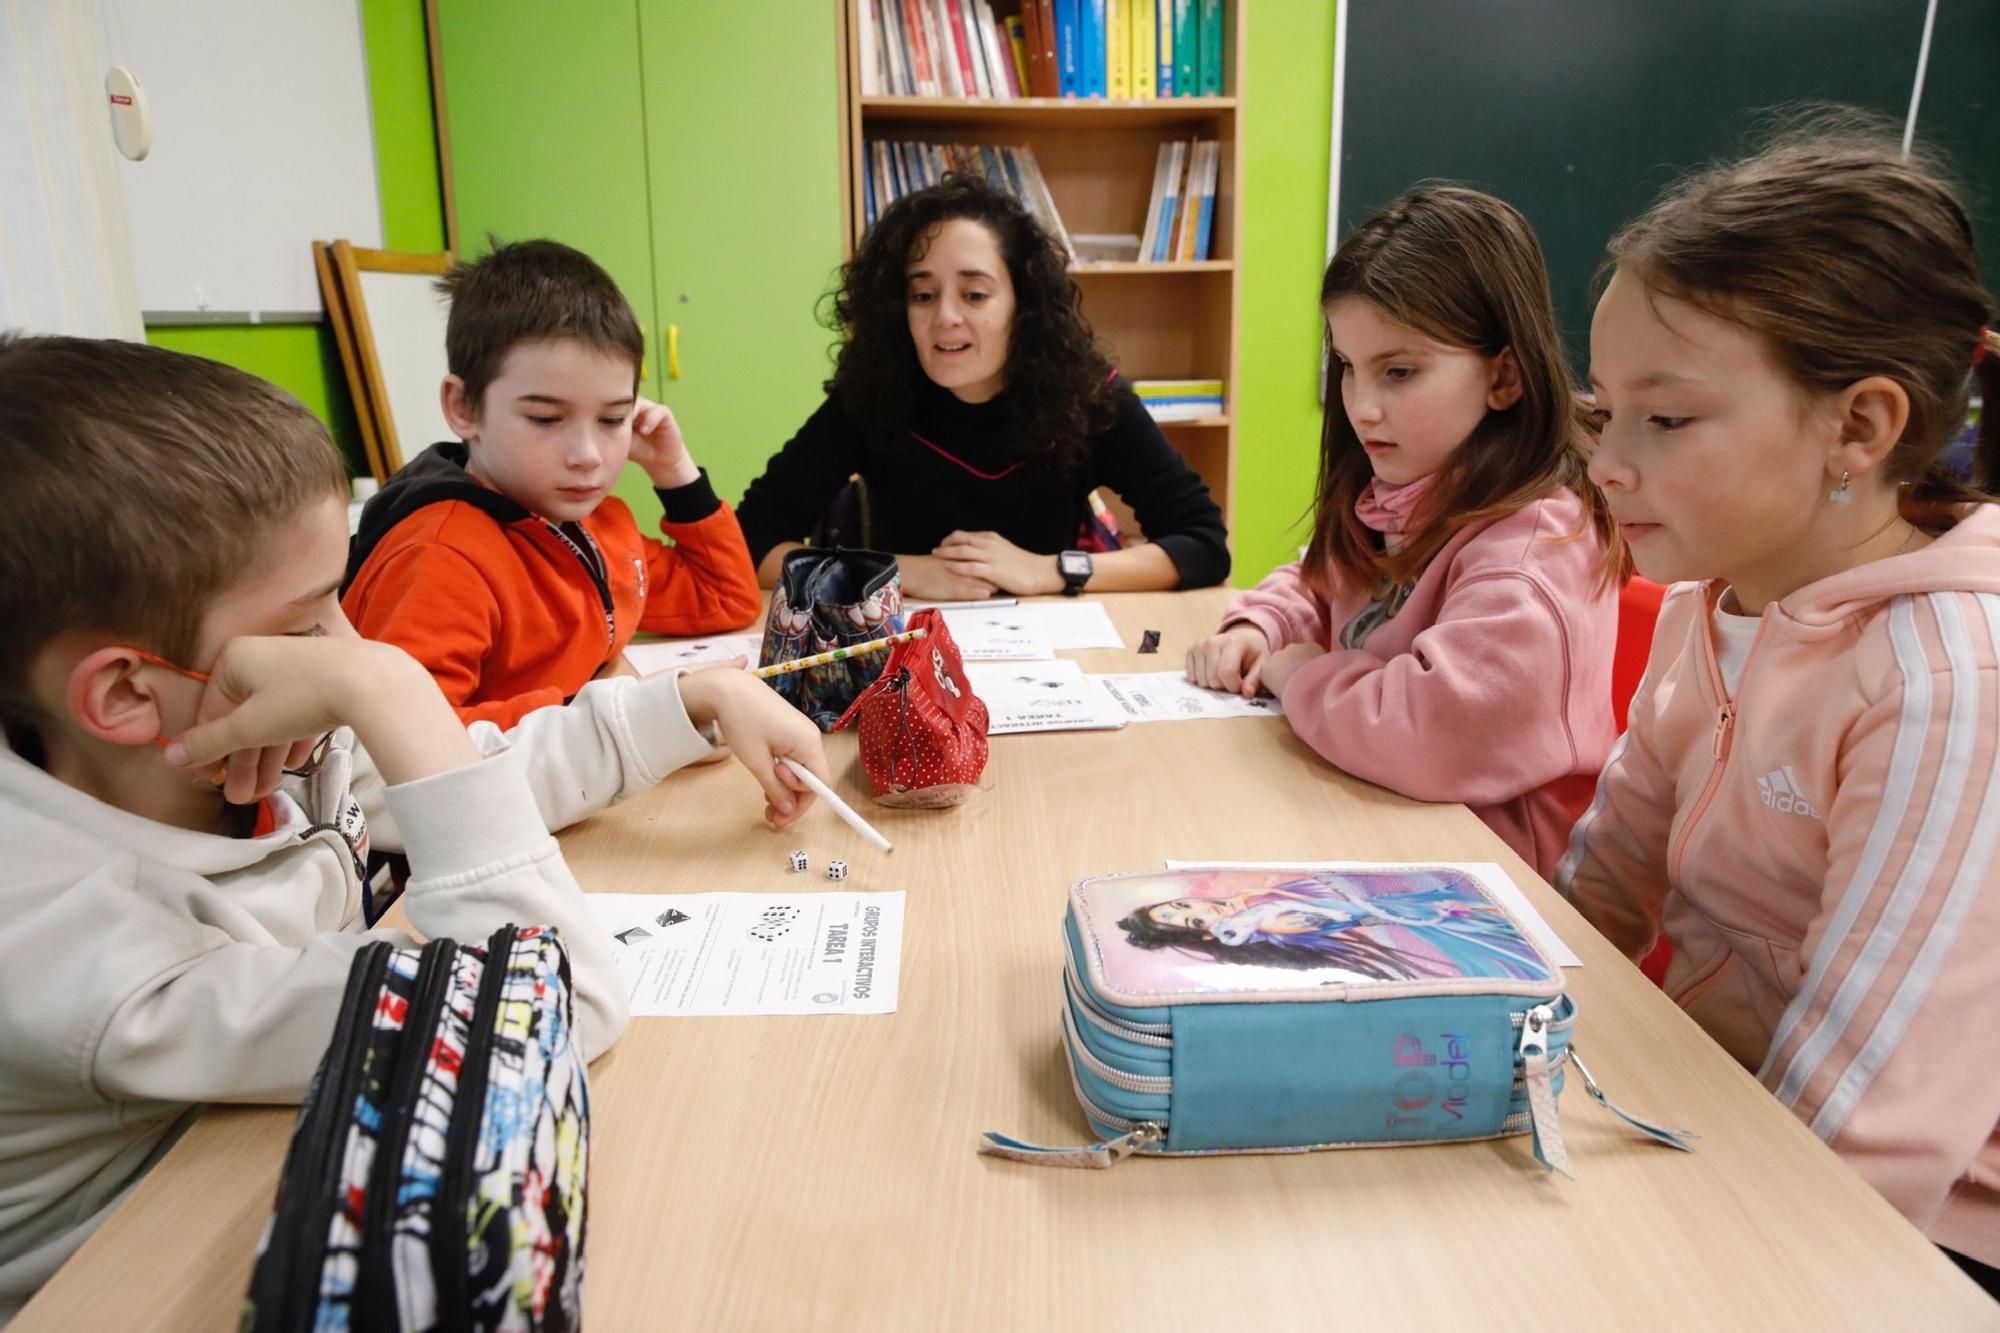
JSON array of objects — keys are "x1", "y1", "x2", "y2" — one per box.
[{"x1": 243, "y1": 925, "x2": 590, "y2": 1331}]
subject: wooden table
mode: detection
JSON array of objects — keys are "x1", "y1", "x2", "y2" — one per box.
[{"x1": 20, "y1": 591, "x2": 1995, "y2": 1329}]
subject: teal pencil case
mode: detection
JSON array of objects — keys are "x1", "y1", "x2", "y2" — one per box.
[{"x1": 982, "y1": 866, "x2": 1693, "y2": 1174}]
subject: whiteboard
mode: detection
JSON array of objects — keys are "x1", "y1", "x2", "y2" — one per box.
[
  {"x1": 357, "y1": 265, "x2": 453, "y2": 458},
  {"x1": 106, "y1": 0, "x2": 382, "y2": 318}
]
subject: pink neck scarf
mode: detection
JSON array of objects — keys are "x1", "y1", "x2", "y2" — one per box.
[{"x1": 1353, "y1": 474, "x2": 1440, "y2": 541}]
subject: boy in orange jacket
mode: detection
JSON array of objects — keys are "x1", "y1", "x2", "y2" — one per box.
[{"x1": 344, "y1": 240, "x2": 763, "y2": 727}]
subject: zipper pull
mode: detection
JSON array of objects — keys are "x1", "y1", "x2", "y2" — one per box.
[
  {"x1": 1710, "y1": 703, "x2": 1735, "y2": 759},
  {"x1": 1518, "y1": 1004, "x2": 1574, "y2": 1179},
  {"x1": 977, "y1": 1122, "x2": 1163, "y2": 1169},
  {"x1": 1567, "y1": 1047, "x2": 1699, "y2": 1152}
]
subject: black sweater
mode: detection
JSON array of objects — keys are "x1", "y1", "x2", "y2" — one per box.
[{"x1": 735, "y1": 377, "x2": 1231, "y2": 587}]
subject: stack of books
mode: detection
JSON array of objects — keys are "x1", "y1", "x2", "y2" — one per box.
[
  {"x1": 862, "y1": 140, "x2": 1071, "y2": 257},
  {"x1": 1132, "y1": 378, "x2": 1224, "y2": 422},
  {"x1": 1137, "y1": 140, "x2": 1219, "y2": 263},
  {"x1": 859, "y1": 0, "x2": 1228, "y2": 101}
]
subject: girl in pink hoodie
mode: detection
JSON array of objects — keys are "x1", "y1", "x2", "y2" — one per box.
[
  {"x1": 1188, "y1": 187, "x2": 1621, "y2": 879},
  {"x1": 1559, "y1": 114, "x2": 2000, "y2": 1295}
]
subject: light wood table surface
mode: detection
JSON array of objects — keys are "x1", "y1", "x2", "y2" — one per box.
[{"x1": 19, "y1": 591, "x2": 1996, "y2": 1330}]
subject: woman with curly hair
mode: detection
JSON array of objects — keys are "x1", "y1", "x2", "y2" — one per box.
[{"x1": 736, "y1": 174, "x2": 1230, "y2": 600}]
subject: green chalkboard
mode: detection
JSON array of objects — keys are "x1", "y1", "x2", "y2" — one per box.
[{"x1": 1335, "y1": 0, "x2": 2000, "y2": 372}]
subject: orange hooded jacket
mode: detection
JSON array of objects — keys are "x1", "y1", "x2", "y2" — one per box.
[{"x1": 342, "y1": 442, "x2": 763, "y2": 727}]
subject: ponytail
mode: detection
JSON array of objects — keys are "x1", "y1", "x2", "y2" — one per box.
[
  {"x1": 1912, "y1": 323, "x2": 2000, "y2": 507},
  {"x1": 1975, "y1": 327, "x2": 2000, "y2": 495}
]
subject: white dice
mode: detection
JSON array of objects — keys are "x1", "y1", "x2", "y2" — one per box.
[
  {"x1": 787, "y1": 850, "x2": 809, "y2": 873},
  {"x1": 825, "y1": 859, "x2": 849, "y2": 881}
]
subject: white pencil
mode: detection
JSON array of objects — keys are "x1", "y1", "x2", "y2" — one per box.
[{"x1": 778, "y1": 756, "x2": 893, "y2": 855}]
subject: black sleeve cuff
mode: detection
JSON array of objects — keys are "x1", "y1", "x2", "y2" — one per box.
[
  {"x1": 1153, "y1": 531, "x2": 1232, "y2": 590},
  {"x1": 656, "y1": 468, "x2": 724, "y2": 524}
]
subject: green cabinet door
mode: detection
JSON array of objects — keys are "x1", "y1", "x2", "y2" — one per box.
[
  {"x1": 637, "y1": 1, "x2": 846, "y2": 512},
  {"x1": 433, "y1": 0, "x2": 664, "y2": 514}
]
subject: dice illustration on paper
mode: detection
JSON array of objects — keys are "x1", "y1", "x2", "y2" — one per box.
[{"x1": 747, "y1": 904, "x2": 802, "y2": 942}]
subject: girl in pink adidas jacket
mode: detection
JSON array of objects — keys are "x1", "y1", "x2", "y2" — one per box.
[
  {"x1": 1559, "y1": 117, "x2": 2000, "y2": 1294},
  {"x1": 1188, "y1": 187, "x2": 1621, "y2": 879}
]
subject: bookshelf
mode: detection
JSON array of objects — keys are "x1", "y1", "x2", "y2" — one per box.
[{"x1": 836, "y1": 0, "x2": 1245, "y2": 534}]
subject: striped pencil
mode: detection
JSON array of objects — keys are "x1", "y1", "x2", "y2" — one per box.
[{"x1": 750, "y1": 627, "x2": 928, "y2": 679}]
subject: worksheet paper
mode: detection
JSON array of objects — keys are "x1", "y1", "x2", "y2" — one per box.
[
  {"x1": 1093, "y1": 671, "x2": 1286, "y2": 723},
  {"x1": 1029, "y1": 600, "x2": 1125, "y2": 650},
  {"x1": 624, "y1": 632, "x2": 763, "y2": 673},
  {"x1": 1162, "y1": 860, "x2": 1582, "y2": 967},
  {"x1": 588, "y1": 892, "x2": 906, "y2": 1015},
  {"x1": 937, "y1": 607, "x2": 1055, "y2": 660},
  {"x1": 964, "y1": 659, "x2": 1127, "y2": 734},
  {"x1": 928, "y1": 600, "x2": 1125, "y2": 652},
  {"x1": 906, "y1": 597, "x2": 1020, "y2": 611}
]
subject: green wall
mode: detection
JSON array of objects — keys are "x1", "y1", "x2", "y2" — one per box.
[
  {"x1": 143, "y1": 0, "x2": 447, "y2": 480},
  {"x1": 1233, "y1": 0, "x2": 1336, "y2": 585},
  {"x1": 143, "y1": 323, "x2": 368, "y2": 475},
  {"x1": 361, "y1": 0, "x2": 449, "y2": 255}
]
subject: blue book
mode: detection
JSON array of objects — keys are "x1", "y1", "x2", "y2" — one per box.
[
  {"x1": 1192, "y1": 145, "x2": 1216, "y2": 258},
  {"x1": 1082, "y1": 0, "x2": 1107, "y2": 97},
  {"x1": 864, "y1": 145, "x2": 877, "y2": 228},
  {"x1": 997, "y1": 145, "x2": 1029, "y2": 205},
  {"x1": 1056, "y1": 0, "x2": 1081, "y2": 97},
  {"x1": 1152, "y1": 196, "x2": 1178, "y2": 263},
  {"x1": 1155, "y1": 0, "x2": 1174, "y2": 95},
  {"x1": 1151, "y1": 141, "x2": 1185, "y2": 261}
]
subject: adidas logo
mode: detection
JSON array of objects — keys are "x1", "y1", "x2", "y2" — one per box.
[{"x1": 1757, "y1": 766, "x2": 1822, "y2": 819}]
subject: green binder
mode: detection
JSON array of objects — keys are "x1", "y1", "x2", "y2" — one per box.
[{"x1": 1196, "y1": 0, "x2": 1223, "y2": 95}]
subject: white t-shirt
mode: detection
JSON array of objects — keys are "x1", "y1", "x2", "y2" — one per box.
[{"x1": 1713, "y1": 595, "x2": 1761, "y2": 696}]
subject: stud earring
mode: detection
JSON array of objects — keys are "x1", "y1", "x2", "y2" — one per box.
[{"x1": 1829, "y1": 469, "x2": 1852, "y2": 506}]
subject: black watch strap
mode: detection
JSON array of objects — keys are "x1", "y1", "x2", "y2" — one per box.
[{"x1": 1059, "y1": 549, "x2": 1091, "y2": 596}]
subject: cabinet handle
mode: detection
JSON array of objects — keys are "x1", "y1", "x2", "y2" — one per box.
[{"x1": 667, "y1": 323, "x2": 681, "y2": 380}]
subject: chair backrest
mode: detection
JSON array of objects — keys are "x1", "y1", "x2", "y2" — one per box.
[
  {"x1": 1614, "y1": 574, "x2": 1673, "y2": 986},
  {"x1": 813, "y1": 475, "x2": 872, "y2": 550}
]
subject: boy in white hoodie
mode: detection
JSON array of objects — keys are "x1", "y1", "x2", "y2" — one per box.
[{"x1": 0, "y1": 336, "x2": 828, "y2": 1320}]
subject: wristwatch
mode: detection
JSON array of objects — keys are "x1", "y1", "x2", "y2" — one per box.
[{"x1": 1058, "y1": 549, "x2": 1093, "y2": 597}]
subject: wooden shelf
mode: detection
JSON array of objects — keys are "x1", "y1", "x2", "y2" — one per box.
[
  {"x1": 840, "y1": 1, "x2": 1244, "y2": 530},
  {"x1": 1070, "y1": 260, "x2": 1233, "y2": 275},
  {"x1": 859, "y1": 95, "x2": 1236, "y2": 129}
]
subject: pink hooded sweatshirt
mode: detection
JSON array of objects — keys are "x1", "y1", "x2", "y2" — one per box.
[
  {"x1": 1557, "y1": 504, "x2": 2000, "y2": 1265},
  {"x1": 1223, "y1": 488, "x2": 1618, "y2": 878}
]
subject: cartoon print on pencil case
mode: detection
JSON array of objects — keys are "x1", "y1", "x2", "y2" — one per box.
[{"x1": 1116, "y1": 872, "x2": 1546, "y2": 981}]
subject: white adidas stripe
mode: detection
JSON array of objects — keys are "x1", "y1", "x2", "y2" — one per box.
[
  {"x1": 1766, "y1": 592, "x2": 1978, "y2": 1112},
  {"x1": 1762, "y1": 596, "x2": 1929, "y2": 1088},
  {"x1": 1808, "y1": 593, "x2": 2000, "y2": 1140}
]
